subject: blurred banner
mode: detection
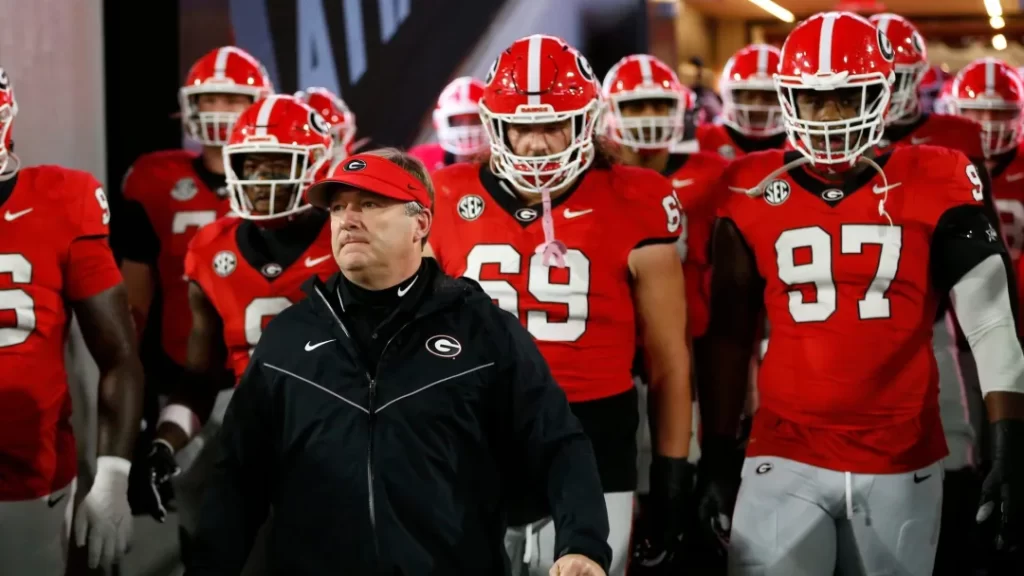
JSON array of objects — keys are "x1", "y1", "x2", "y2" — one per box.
[{"x1": 181, "y1": 0, "x2": 508, "y2": 147}]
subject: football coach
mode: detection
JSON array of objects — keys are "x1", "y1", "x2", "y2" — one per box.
[{"x1": 187, "y1": 149, "x2": 611, "y2": 576}]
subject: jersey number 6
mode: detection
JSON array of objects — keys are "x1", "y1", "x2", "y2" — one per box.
[
  {"x1": 0, "y1": 254, "x2": 34, "y2": 347},
  {"x1": 776, "y1": 225, "x2": 903, "y2": 323},
  {"x1": 463, "y1": 244, "x2": 591, "y2": 342}
]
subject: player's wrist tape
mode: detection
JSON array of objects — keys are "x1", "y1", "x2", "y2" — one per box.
[
  {"x1": 650, "y1": 455, "x2": 695, "y2": 502},
  {"x1": 990, "y1": 419, "x2": 1024, "y2": 463},
  {"x1": 94, "y1": 456, "x2": 131, "y2": 492},
  {"x1": 158, "y1": 403, "x2": 201, "y2": 439}
]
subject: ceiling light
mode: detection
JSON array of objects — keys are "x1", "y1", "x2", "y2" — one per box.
[
  {"x1": 991, "y1": 16, "x2": 1006, "y2": 29},
  {"x1": 985, "y1": 0, "x2": 1003, "y2": 18},
  {"x1": 748, "y1": 0, "x2": 795, "y2": 23},
  {"x1": 993, "y1": 33, "x2": 1008, "y2": 50}
]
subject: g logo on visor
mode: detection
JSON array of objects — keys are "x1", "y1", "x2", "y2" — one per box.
[
  {"x1": 877, "y1": 29, "x2": 895, "y2": 63},
  {"x1": 345, "y1": 159, "x2": 367, "y2": 171}
]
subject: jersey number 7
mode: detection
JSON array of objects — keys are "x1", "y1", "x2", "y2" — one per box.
[{"x1": 776, "y1": 225, "x2": 903, "y2": 323}]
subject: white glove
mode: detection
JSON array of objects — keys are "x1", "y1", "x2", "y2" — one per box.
[{"x1": 74, "y1": 456, "x2": 133, "y2": 569}]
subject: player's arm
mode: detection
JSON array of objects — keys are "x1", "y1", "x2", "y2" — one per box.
[
  {"x1": 694, "y1": 217, "x2": 764, "y2": 539},
  {"x1": 110, "y1": 167, "x2": 161, "y2": 338},
  {"x1": 156, "y1": 282, "x2": 230, "y2": 451},
  {"x1": 932, "y1": 200, "x2": 1024, "y2": 551}
]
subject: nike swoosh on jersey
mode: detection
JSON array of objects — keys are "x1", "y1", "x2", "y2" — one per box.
[
  {"x1": 672, "y1": 178, "x2": 694, "y2": 188},
  {"x1": 4, "y1": 208, "x2": 33, "y2": 221},
  {"x1": 1006, "y1": 173, "x2": 1024, "y2": 182},
  {"x1": 305, "y1": 255, "x2": 332, "y2": 268},
  {"x1": 304, "y1": 339, "x2": 336, "y2": 351},
  {"x1": 563, "y1": 208, "x2": 593, "y2": 219},
  {"x1": 909, "y1": 137, "x2": 931, "y2": 145}
]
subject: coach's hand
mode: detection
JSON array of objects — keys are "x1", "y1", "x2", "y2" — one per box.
[
  {"x1": 551, "y1": 553, "x2": 606, "y2": 576},
  {"x1": 74, "y1": 456, "x2": 134, "y2": 569},
  {"x1": 977, "y1": 419, "x2": 1024, "y2": 554},
  {"x1": 127, "y1": 438, "x2": 180, "y2": 522}
]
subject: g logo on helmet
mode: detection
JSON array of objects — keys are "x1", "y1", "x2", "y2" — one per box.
[
  {"x1": 345, "y1": 159, "x2": 367, "y2": 172},
  {"x1": 910, "y1": 31, "x2": 925, "y2": 56},
  {"x1": 877, "y1": 29, "x2": 895, "y2": 63},
  {"x1": 308, "y1": 110, "x2": 330, "y2": 136},
  {"x1": 576, "y1": 54, "x2": 595, "y2": 82},
  {"x1": 484, "y1": 57, "x2": 500, "y2": 86}
]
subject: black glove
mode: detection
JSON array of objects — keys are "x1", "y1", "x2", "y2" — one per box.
[
  {"x1": 630, "y1": 456, "x2": 695, "y2": 573},
  {"x1": 694, "y1": 435, "x2": 744, "y2": 551},
  {"x1": 127, "y1": 439, "x2": 180, "y2": 522},
  {"x1": 977, "y1": 420, "x2": 1024, "y2": 555}
]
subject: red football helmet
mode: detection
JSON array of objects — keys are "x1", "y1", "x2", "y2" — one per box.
[
  {"x1": 223, "y1": 95, "x2": 332, "y2": 221},
  {"x1": 951, "y1": 58, "x2": 1024, "y2": 157},
  {"x1": 0, "y1": 67, "x2": 17, "y2": 177},
  {"x1": 294, "y1": 87, "x2": 357, "y2": 159},
  {"x1": 432, "y1": 76, "x2": 488, "y2": 157},
  {"x1": 601, "y1": 54, "x2": 692, "y2": 149},
  {"x1": 479, "y1": 34, "x2": 601, "y2": 194},
  {"x1": 720, "y1": 44, "x2": 784, "y2": 137},
  {"x1": 180, "y1": 47, "x2": 274, "y2": 147},
  {"x1": 869, "y1": 13, "x2": 928, "y2": 123},
  {"x1": 776, "y1": 11, "x2": 895, "y2": 167}
]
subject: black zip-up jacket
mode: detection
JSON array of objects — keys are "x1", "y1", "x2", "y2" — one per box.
[{"x1": 187, "y1": 264, "x2": 612, "y2": 575}]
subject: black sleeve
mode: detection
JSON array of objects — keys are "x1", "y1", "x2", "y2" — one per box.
[
  {"x1": 696, "y1": 217, "x2": 764, "y2": 441},
  {"x1": 931, "y1": 205, "x2": 1011, "y2": 293},
  {"x1": 498, "y1": 309, "x2": 612, "y2": 571},
  {"x1": 187, "y1": 359, "x2": 273, "y2": 576},
  {"x1": 109, "y1": 197, "x2": 160, "y2": 265}
]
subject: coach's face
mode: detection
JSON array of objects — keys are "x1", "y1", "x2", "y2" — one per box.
[{"x1": 328, "y1": 188, "x2": 430, "y2": 273}]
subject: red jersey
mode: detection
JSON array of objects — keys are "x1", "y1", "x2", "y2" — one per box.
[
  {"x1": 987, "y1": 144, "x2": 1024, "y2": 269},
  {"x1": 696, "y1": 123, "x2": 787, "y2": 161},
  {"x1": 662, "y1": 152, "x2": 730, "y2": 338},
  {"x1": 0, "y1": 166, "x2": 123, "y2": 499},
  {"x1": 119, "y1": 150, "x2": 230, "y2": 365},
  {"x1": 430, "y1": 164, "x2": 679, "y2": 403},
  {"x1": 184, "y1": 214, "x2": 336, "y2": 380},
  {"x1": 877, "y1": 113, "x2": 984, "y2": 160},
  {"x1": 408, "y1": 143, "x2": 450, "y2": 174},
  {"x1": 720, "y1": 146, "x2": 983, "y2": 473}
]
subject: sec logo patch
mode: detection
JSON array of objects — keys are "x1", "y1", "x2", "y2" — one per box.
[
  {"x1": 457, "y1": 194, "x2": 485, "y2": 221},
  {"x1": 764, "y1": 180, "x2": 790, "y2": 206},
  {"x1": 213, "y1": 250, "x2": 237, "y2": 277}
]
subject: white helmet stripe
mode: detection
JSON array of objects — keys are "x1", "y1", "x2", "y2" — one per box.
[
  {"x1": 253, "y1": 95, "x2": 280, "y2": 136},
  {"x1": 817, "y1": 13, "x2": 839, "y2": 75},
  {"x1": 214, "y1": 46, "x2": 261, "y2": 80},
  {"x1": 638, "y1": 55, "x2": 654, "y2": 85},
  {"x1": 756, "y1": 46, "x2": 769, "y2": 75},
  {"x1": 527, "y1": 35, "x2": 544, "y2": 106},
  {"x1": 986, "y1": 58, "x2": 996, "y2": 93},
  {"x1": 875, "y1": 15, "x2": 892, "y2": 35}
]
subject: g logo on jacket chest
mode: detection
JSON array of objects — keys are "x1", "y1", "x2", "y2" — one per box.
[{"x1": 426, "y1": 335, "x2": 462, "y2": 358}]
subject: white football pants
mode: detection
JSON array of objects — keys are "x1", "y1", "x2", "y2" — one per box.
[{"x1": 0, "y1": 478, "x2": 76, "y2": 576}]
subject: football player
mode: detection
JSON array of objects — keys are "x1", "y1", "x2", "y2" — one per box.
[
  {"x1": 409, "y1": 76, "x2": 489, "y2": 172},
  {"x1": 294, "y1": 86, "x2": 357, "y2": 171},
  {"x1": 0, "y1": 68, "x2": 143, "y2": 573},
  {"x1": 697, "y1": 44, "x2": 788, "y2": 160},
  {"x1": 113, "y1": 46, "x2": 272, "y2": 433},
  {"x1": 696, "y1": 12, "x2": 1024, "y2": 575},
  {"x1": 127, "y1": 95, "x2": 338, "y2": 552},
  {"x1": 428, "y1": 36, "x2": 693, "y2": 576},
  {"x1": 600, "y1": 53, "x2": 727, "y2": 571}
]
